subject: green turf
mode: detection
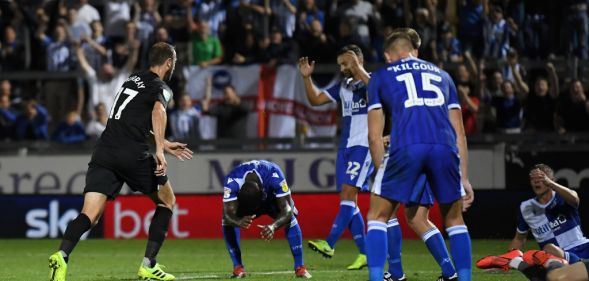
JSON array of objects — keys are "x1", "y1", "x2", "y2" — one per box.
[{"x1": 0, "y1": 239, "x2": 531, "y2": 280}]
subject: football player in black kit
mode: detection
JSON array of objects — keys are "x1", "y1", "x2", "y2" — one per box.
[{"x1": 49, "y1": 42, "x2": 193, "y2": 281}]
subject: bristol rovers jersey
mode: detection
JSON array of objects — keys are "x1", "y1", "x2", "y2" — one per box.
[
  {"x1": 367, "y1": 57, "x2": 460, "y2": 151},
  {"x1": 323, "y1": 78, "x2": 369, "y2": 149},
  {"x1": 517, "y1": 192, "x2": 589, "y2": 250},
  {"x1": 222, "y1": 160, "x2": 291, "y2": 204}
]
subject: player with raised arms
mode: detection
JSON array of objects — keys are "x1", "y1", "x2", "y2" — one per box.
[
  {"x1": 222, "y1": 160, "x2": 311, "y2": 279},
  {"x1": 364, "y1": 30, "x2": 474, "y2": 281},
  {"x1": 48, "y1": 42, "x2": 193, "y2": 281},
  {"x1": 298, "y1": 45, "x2": 373, "y2": 270}
]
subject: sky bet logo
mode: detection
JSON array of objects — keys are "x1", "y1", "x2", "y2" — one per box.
[{"x1": 26, "y1": 200, "x2": 89, "y2": 239}]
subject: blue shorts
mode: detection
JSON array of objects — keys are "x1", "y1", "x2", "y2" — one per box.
[
  {"x1": 567, "y1": 242, "x2": 589, "y2": 259},
  {"x1": 373, "y1": 144, "x2": 462, "y2": 205},
  {"x1": 405, "y1": 175, "x2": 435, "y2": 207},
  {"x1": 336, "y1": 146, "x2": 374, "y2": 192}
]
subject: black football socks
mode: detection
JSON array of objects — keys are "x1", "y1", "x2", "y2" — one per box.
[
  {"x1": 59, "y1": 213, "x2": 92, "y2": 263},
  {"x1": 144, "y1": 206, "x2": 173, "y2": 267}
]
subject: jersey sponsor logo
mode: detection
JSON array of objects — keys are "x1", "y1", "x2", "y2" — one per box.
[
  {"x1": 223, "y1": 187, "x2": 231, "y2": 198},
  {"x1": 343, "y1": 99, "x2": 367, "y2": 113},
  {"x1": 549, "y1": 215, "x2": 568, "y2": 230},
  {"x1": 280, "y1": 180, "x2": 289, "y2": 193},
  {"x1": 532, "y1": 223, "x2": 552, "y2": 236}
]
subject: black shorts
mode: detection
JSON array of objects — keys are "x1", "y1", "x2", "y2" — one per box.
[{"x1": 84, "y1": 147, "x2": 168, "y2": 199}]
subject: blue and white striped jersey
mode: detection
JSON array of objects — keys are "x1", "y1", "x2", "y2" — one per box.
[
  {"x1": 323, "y1": 78, "x2": 369, "y2": 149},
  {"x1": 517, "y1": 192, "x2": 589, "y2": 250}
]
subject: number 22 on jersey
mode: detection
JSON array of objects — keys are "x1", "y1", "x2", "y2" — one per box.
[
  {"x1": 396, "y1": 72, "x2": 444, "y2": 108},
  {"x1": 109, "y1": 87, "x2": 139, "y2": 120}
]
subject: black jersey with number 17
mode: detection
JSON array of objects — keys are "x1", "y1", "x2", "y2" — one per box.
[{"x1": 97, "y1": 70, "x2": 172, "y2": 151}]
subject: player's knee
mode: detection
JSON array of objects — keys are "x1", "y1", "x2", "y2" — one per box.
[
  {"x1": 340, "y1": 184, "x2": 358, "y2": 201},
  {"x1": 367, "y1": 209, "x2": 389, "y2": 222}
]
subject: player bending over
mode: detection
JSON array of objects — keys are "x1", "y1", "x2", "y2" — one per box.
[
  {"x1": 48, "y1": 42, "x2": 193, "y2": 281},
  {"x1": 222, "y1": 160, "x2": 311, "y2": 279},
  {"x1": 365, "y1": 30, "x2": 473, "y2": 281},
  {"x1": 299, "y1": 45, "x2": 372, "y2": 270},
  {"x1": 477, "y1": 163, "x2": 588, "y2": 272}
]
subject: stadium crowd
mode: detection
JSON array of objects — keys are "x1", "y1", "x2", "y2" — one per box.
[{"x1": 0, "y1": 0, "x2": 589, "y2": 143}]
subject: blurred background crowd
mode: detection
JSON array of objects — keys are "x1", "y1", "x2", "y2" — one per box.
[{"x1": 0, "y1": 0, "x2": 588, "y2": 145}]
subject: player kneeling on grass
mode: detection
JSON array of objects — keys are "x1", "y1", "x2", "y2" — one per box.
[
  {"x1": 477, "y1": 164, "x2": 588, "y2": 273},
  {"x1": 222, "y1": 160, "x2": 312, "y2": 279},
  {"x1": 495, "y1": 249, "x2": 589, "y2": 281}
]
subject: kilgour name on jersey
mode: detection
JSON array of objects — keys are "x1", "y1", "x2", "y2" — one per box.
[
  {"x1": 388, "y1": 62, "x2": 441, "y2": 73},
  {"x1": 126, "y1": 75, "x2": 146, "y2": 89}
]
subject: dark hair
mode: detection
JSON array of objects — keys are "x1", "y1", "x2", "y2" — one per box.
[
  {"x1": 148, "y1": 42, "x2": 175, "y2": 67},
  {"x1": 532, "y1": 163, "x2": 554, "y2": 180},
  {"x1": 337, "y1": 44, "x2": 363, "y2": 59},
  {"x1": 384, "y1": 29, "x2": 414, "y2": 52},
  {"x1": 237, "y1": 181, "x2": 263, "y2": 216}
]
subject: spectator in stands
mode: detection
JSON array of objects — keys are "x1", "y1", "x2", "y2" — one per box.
[
  {"x1": 556, "y1": 80, "x2": 589, "y2": 134},
  {"x1": 337, "y1": 18, "x2": 371, "y2": 61},
  {"x1": 269, "y1": 0, "x2": 297, "y2": 38},
  {"x1": 459, "y1": 82, "x2": 481, "y2": 135},
  {"x1": 137, "y1": 0, "x2": 162, "y2": 43},
  {"x1": 170, "y1": 94, "x2": 201, "y2": 141},
  {"x1": 492, "y1": 80, "x2": 524, "y2": 133},
  {"x1": 483, "y1": 5, "x2": 511, "y2": 59},
  {"x1": 339, "y1": 0, "x2": 380, "y2": 47},
  {"x1": 67, "y1": 8, "x2": 91, "y2": 41},
  {"x1": 458, "y1": 0, "x2": 485, "y2": 57},
  {"x1": 240, "y1": 0, "x2": 271, "y2": 36},
  {"x1": 436, "y1": 22, "x2": 463, "y2": 63},
  {"x1": 193, "y1": 0, "x2": 226, "y2": 37},
  {"x1": 112, "y1": 21, "x2": 140, "y2": 69},
  {"x1": 77, "y1": 0, "x2": 101, "y2": 26},
  {"x1": 413, "y1": 7, "x2": 436, "y2": 60},
  {"x1": 522, "y1": 0, "x2": 552, "y2": 58},
  {"x1": 1, "y1": 24, "x2": 25, "y2": 71},
  {"x1": 15, "y1": 99, "x2": 49, "y2": 141},
  {"x1": 0, "y1": 94, "x2": 16, "y2": 140},
  {"x1": 52, "y1": 111, "x2": 87, "y2": 144},
  {"x1": 377, "y1": 0, "x2": 409, "y2": 29},
  {"x1": 162, "y1": 0, "x2": 192, "y2": 65},
  {"x1": 563, "y1": 0, "x2": 588, "y2": 59},
  {"x1": 41, "y1": 21, "x2": 75, "y2": 72},
  {"x1": 524, "y1": 63, "x2": 559, "y2": 132},
  {"x1": 231, "y1": 31, "x2": 257, "y2": 65},
  {"x1": 202, "y1": 79, "x2": 249, "y2": 139},
  {"x1": 297, "y1": 0, "x2": 325, "y2": 36},
  {"x1": 191, "y1": 19, "x2": 223, "y2": 67},
  {"x1": 104, "y1": 0, "x2": 131, "y2": 39},
  {"x1": 502, "y1": 48, "x2": 527, "y2": 85},
  {"x1": 81, "y1": 20, "x2": 108, "y2": 73},
  {"x1": 154, "y1": 26, "x2": 173, "y2": 44},
  {"x1": 86, "y1": 103, "x2": 108, "y2": 139},
  {"x1": 298, "y1": 19, "x2": 336, "y2": 63},
  {"x1": 258, "y1": 28, "x2": 298, "y2": 65},
  {"x1": 75, "y1": 39, "x2": 139, "y2": 114}
]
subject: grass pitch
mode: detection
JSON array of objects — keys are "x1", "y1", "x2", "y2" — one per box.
[{"x1": 0, "y1": 239, "x2": 530, "y2": 280}]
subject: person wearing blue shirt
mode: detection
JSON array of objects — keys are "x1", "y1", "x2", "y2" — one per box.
[
  {"x1": 52, "y1": 111, "x2": 88, "y2": 144},
  {"x1": 365, "y1": 30, "x2": 474, "y2": 281},
  {"x1": 15, "y1": 99, "x2": 49, "y2": 141},
  {"x1": 222, "y1": 160, "x2": 311, "y2": 279},
  {"x1": 298, "y1": 45, "x2": 373, "y2": 270}
]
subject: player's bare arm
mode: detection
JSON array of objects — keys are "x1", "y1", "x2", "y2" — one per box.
[
  {"x1": 449, "y1": 108, "x2": 474, "y2": 211},
  {"x1": 257, "y1": 195, "x2": 293, "y2": 241},
  {"x1": 223, "y1": 200, "x2": 256, "y2": 229},
  {"x1": 368, "y1": 108, "x2": 385, "y2": 170},
  {"x1": 340, "y1": 51, "x2": 371, "y2": 85},
  {"x1": 298, "y1": 57, "x2": 332, "y2": 106},
  {"x1": 531, "y1": 169, "x2": 580, "y2": 208},
  {"x1": 152, "y1": 101, "x2": 167, "y2": 176},
  {"x1": 508, "y1": 231, "x2": 527, "y2": 250}
]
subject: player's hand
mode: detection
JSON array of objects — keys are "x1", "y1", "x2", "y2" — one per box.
[
  {"x1": 257, "y1": 224, "x2": 275, "y2": 241},
  {"x1": 237, "y1": 215, "x2": 256, "y2": 229},
  {"x1": 530, "y1": 169, "x2": 553, "y2": 188},
  {"x1": 165, "y1": 141, "x2": 194, "y2": 161},
  {"x1": 382, "y1": 135, "x2": 391, "y2": 148},
  {"x1": 340, "y1": 50, "x2": 361, "y2": 70},
  {"x1": 154, "y1": 151, "x2": 167, "y2": 176},
  {"x1": 461, "y1": 179, "x2": 474, "y2": 212},
  {"x1": 298, "y1": 57, "x2": 315, "y2": 78}
]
